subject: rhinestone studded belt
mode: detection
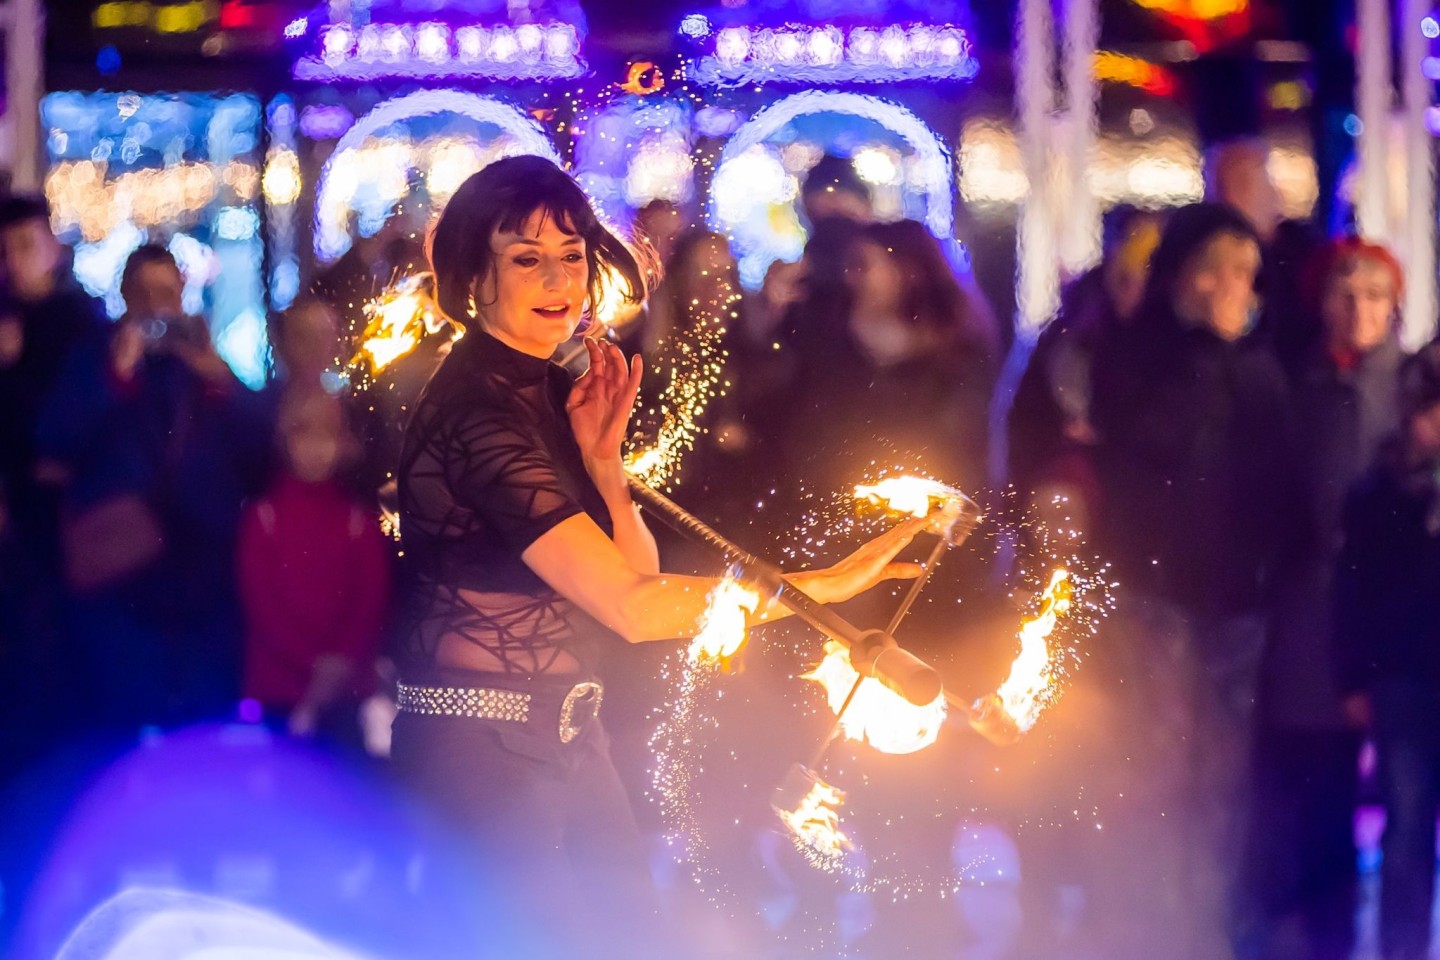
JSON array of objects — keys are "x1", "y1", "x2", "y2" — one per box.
[
  {"x1": 396, "y1": 683, "x2": 532, "y2": 723},
  {"x1": 396, "y1": 679, "x2": 604, "y2": 744}
]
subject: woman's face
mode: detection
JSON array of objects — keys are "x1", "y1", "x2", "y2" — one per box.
[
  {"x1": 476, "y1": 208, "x2": 588, "y2": 357},
  {"x1": 1322, "y1": 258, "x2": 1395, "y2": 356},
  {"x1": 1173, "y1": 232, "x2": 1261, "y2": 341}
]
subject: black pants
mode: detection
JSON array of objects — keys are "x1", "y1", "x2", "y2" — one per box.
[
  {"x1": 390, "y1": 680, "x2": 664, "y2": 959},
  {"x1": 1374, "y1": 680, "x2": 1440, "y2": 960},
  {"x1": 1239, "y1": 728, "x2": 1360, "y2": 960}
]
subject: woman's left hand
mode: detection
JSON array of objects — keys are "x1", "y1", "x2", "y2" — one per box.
[{"x1": 567, "y1": 338, "x2": 643, "y2": 477}]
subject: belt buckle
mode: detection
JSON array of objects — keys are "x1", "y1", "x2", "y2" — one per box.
[{"x1": 559, "y1": 681, "x2": 603, "y2": 744}]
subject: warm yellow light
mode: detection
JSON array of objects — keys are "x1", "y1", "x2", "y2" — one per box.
[
  {"x1": 804, "y1": 640, "x2": 947, "y2": 754},
  {"x1": 854, "y1": 475, "x2": 960, "y2": 519},
  {"x1": 153, "y1": 0, "x2": 213, "y2": 33},
  {"x1": 994, "y1": 569, "x2": 1073, "y2": 732},
  {"x1": 262, "y1": 149, "x2": 302, "y2": 206},
  {"x1": 775, "y1": 774, "x2": 852, "y2": 866},
  {"x1": 689, "y1": 572, "x2": 759, "y2": 668}
]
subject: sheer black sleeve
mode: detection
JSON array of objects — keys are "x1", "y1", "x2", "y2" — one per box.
[{"x1": 445, "y1": 408, "x2": 586, "y2": 555}]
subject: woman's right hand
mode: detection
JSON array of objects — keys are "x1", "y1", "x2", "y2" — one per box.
[{"x1": 788, "y1": 516, "x2": 928, "y2": 605}]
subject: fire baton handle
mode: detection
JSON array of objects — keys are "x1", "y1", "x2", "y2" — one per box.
[{"x1": 626, "y1": 478, "x2": 944, "y2": 706}]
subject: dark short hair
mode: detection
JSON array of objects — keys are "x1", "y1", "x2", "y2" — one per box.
[
  {"x1": 120, "y1": 243, "x2": 181, "y2": 294},
  {"x1": 0, "y1": 194, "x2": 51, "y2": 231},
  {"x1": 427, "y1": 155, "x2": 647, "y2": 327},
  {"x1": 801, "y1": 154, "x2": 870, "y2": 203}
]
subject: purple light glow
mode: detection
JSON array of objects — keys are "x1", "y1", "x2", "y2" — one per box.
[
  {"x1": 293, "y1": 21, "x2": 584, "y2": 81},
  {"x1": 686, "y1": 22, "x2": 977, "y2": 86},
  {"x1": 298, "y1": 104, "x2": 355, "y2": 140}
]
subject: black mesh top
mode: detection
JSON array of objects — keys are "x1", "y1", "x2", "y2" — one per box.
[{"x1": 395, "y1": 329, "x2": 613, "y2": 677}]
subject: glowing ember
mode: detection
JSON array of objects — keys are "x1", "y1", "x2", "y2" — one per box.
[
  {"x1": 854, "y1": 475, "x2": 962, "y2": 519},
  {"x1": 804, "y1": 640, "x2": 947, "y2": 754},
  {"x1": 994, "y1": 568, "x2": 1074, "y2": 732},
  {"x1": 689, "y1": 572, "x2": 759, "y2": 669},
  {"x1": 350, "y1": 274, "x2": 456, "y2": 379},
  {"x1": 774, "y1": 768, "x2": 853, "y2": 869},
  {"x1": 623, "y1": 445, "x2": 664, "y2": 479},
  {"x1": 623, "y1": 282, "x2": 739, "y2": 489}
]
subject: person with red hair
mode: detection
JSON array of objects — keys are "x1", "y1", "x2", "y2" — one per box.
[{"x1": 1242, "y1": 235, "x2": 1408, "y2": 960}]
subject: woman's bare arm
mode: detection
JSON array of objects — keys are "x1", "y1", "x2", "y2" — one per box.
[{"x1": 522, "y1": 512, "x2": 926, "y2": 643}]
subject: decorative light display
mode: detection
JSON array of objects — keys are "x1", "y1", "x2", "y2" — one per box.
[
  {"x1": 264, "y1": 95, "x2": 301, "y2": 311},
  {"x1": 685, "y1": 23, "x2": 978, "y2": 85},
  {"x1": 92, "y1": 0, "x2": 215, "y2": 33},
  {"x1": 1092, "y1": 50, "x2": 1177, "y2": 96},
  {"x1": 709, "y1": 90, "x2": 953, "y2": 288},
  {"x1": 41, "y1": 92, "x2": 268, "y2": 385},
  {"x1": 313, "y1": 90, "x2": 561, "y2": 263},
  {"x1": 572, "y1": 94, "x2": 696, "y2": 228},
  {"x1": 293, "y1": 21, "x2": 585, "y2": 81}
]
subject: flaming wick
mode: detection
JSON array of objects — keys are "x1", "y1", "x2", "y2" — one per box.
[
  {"x1": 689, "y1": 570, "x2": 759, "y2": 671},
  {"x1": 959, "y1": 568, "x2": 1074, "y2": 744},
  {"x1": 772, "y1": 764, "x2": 853, "y2": 869}
]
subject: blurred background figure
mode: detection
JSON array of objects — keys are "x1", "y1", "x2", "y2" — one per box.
[
  {"x1": 1242, "y1": 237, "x2": 1407, "y2": 960},
  {"x1": 35, "y1": 243, "x2": 271, "y2": 731},
  {"x1": 1093, "y1": 203, "x2": 1301, "y2": 960},
  {"x1": 1009, "y1": 205, "x2": 1164, "y2": 532},
  {"x1": 265, "y1": 296, "x2": 385, "y2": 504},
  {"x1": 1336, "y1": 343, "x2": 1440, "y2": 960},
  {"x1": 0, "y1": 194, "x2": 105, "y2": 777},
  {"x1": 311, "y1": 215, "x2": 425, "y2": 322},
  {"x1": 775, "y1": 217, "x2": 996, "y2": 501},
  {"x1": 1207, "y1": 138, "x2": 1324, "y2": 370},
  {"x1": 238, "y1": 384, "x2": 390, "y2": 749}
]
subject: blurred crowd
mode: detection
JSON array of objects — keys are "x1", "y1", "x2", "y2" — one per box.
[{"x1": 1, "y1": 140, "x2": 1439, "y2": 959}]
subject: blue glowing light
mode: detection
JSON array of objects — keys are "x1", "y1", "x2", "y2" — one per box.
[
  {"x1": 709, "y1": 91, "x2": 954, "y2": 289},
  {"x1": 96, "y1": 45, "x2": 121, "y2": 75},
  {"x1": 313, "y1": 90, "x2": 562, "y2": 263},
  {"x1": 685, "y1": 22, "x2": 978, "y2": 86},
  {"x1": 1423, "y1": 16, "x2": 1440, "y2": 39},
  {"x1": 283, "y1": 16, "x2": 308, "y2": 39}
]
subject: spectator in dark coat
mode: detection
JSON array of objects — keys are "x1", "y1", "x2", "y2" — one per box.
[
  {"x1": 0, "y1": 195, "x2": 105, "y2": 565},
  {"x1": 35, "y1": 245, "x2": 272, "y2": 729},
  {"x1": 1242, "y1": 237, "x2": 1407, "y2": 960},
  {"x1": 1336, "y1": 343, "x2": 1440, "y2": 960},
  {"x1": 1092, "y1": 202, "x2": 1302, "y2": 960},
  {"x1": 1009, "y1": 205, "x2": 1162, "y2": 528},
  {"x1": 0, "y1": 195, "x2": 105, "y2": 773}
]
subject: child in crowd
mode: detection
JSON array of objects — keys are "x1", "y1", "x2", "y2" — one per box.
[{"x1": 237, "y1": 387, "x2": 390, "y2": 746}]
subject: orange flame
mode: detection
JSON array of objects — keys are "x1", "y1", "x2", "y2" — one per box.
[
  {"x1": 351, "y1": 274, "x2": 456, "y2": 376},
  {"x1": 775, "y1": 773, "x2": 852, "y2": 866},
  {"x1": 689, "y1": 573, "x2": 759, "y2": 668},
  {"x1": 994, "y1": 569, "x2": 1073, "y2": 732},
  {"x1": 854, "y1": 476, "x2": 961, "y2": 519},
  {"x1": 804, "y1": 640, "x2": 947, "y2": 754}
]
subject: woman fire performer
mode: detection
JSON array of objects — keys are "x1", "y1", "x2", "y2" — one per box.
[{"x1": 389, "y1": 155, "x2": 925, "y2": 954}]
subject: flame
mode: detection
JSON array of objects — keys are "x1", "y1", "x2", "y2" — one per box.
[
  {"x1": 775, "y1": 773, "x2": 853, "y2": 867},
  {"x1": 689, "y1": 572, "x2": 759, "y2": 668},
  {"x1": 624, "y1": 446, "x2": 664, "y2": 480},
  {"x1": 350, "y1": 274, "x2": 457, "y2": 378},
  {"x1": 994, "y1": 569, "x2": 1073, "y2": 732},
  {"x1": 803, "y1": 640, "x2": 947, "y2": 754},
  {"x1": 854, "y1": 475, "x2": 962, "y2": 519}
]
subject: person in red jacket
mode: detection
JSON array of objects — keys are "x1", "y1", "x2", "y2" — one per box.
[{"x1": 237, "y1": 383, "x2": 390, "y2": 745}]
